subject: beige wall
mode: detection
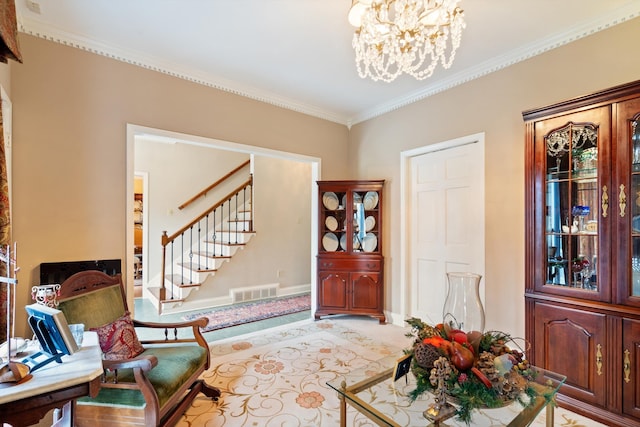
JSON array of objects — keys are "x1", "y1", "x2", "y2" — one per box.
[
  {"x1": 9, "y1": 35, "x2": 347, "y2": 336},
  {"x1": 6, "y1": 18, "x2": 640, "y2": 338},
  {"x1": 349, "y1": 17, "x2": 640, "y2": 337},
  {"x1": 0, "y1": 62, "x2": 10, "y2": 97}
]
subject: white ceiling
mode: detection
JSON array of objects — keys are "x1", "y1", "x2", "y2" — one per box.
[{"x1": 15, "y1": 0, "x2": 640, "y2": 126}]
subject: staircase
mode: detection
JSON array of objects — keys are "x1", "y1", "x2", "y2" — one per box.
[{"x1": 148, "y1": 163, "x2": 254, "y2": 314}]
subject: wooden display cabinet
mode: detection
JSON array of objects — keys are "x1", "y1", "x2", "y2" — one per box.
[
  {"x1": 524, "y1": 80, "x2": 640, "y2": 426},
  {"x1": 315, "y1": 180, "x2": 385, "y2": 323}
]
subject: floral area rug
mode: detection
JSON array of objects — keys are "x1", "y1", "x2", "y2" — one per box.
[
  {"x1": 182, "y1": 294, "x2": 311, "y2": 332},
  {"x1": 178, "y1": 320, "x2": 399, "y2": 426},
  {"x1": 177, "y1": 320, "x2": 606, "y2": 427}
]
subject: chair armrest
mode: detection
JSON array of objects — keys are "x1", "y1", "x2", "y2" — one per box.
[
  {"x1": 103, "y1": 354, "x2": 158, "y2": 372},
  {"x1": 133, "y1": 317, "x2": 207, "y2": 330},
  {"x1": 99, "y1": 353, "x2": 161, "y2": 421},
  {"x1": 133, "y1": 317, "x2": 210, "y2": 368}
]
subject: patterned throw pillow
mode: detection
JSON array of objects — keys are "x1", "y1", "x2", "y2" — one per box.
[{"x1": 90, "y1": 312, "x2": 144, "y2": 360}]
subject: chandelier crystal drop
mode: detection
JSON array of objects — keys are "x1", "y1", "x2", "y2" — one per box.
[{"x1": 348, "y1": 0, "x2": 465, "y2": 82}]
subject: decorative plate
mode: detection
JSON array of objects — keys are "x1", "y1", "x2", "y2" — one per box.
[
  {"x1": 322, "y1": 192, "x2": 339, "y2": 210},
  {"x1": 322, "y1": 232, "x2": 339, "y2": 251},
  {"x1": 339, "y1": 233, "x2": 361, "y2": 251},
  {"x1": 365, "y1": 215, "x2": 376, "y2": 231},
  {"x1": 342, "y1": 193, "x2": 363, "y2": 208},
  {"x1": 325, "y1": 216, "x2": 338, "y2": 231},
  {"x1": 362, "y1": 232, "x2": 378, "y2": 252},
  {"x1": 364, "y1": 191, "x2": 379, "y2": 210}
]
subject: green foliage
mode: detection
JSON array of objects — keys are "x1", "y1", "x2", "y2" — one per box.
[
  {"x1": 449, "y1": 380, "x2": 505, "y2": 424},
  {"x1": 405, "y1": 317, "x2": 440, "y2": 342},
  {"x1": 407, "y1": 360, "x2": 435, "y2": 400},
  {"x1": 478, "y1": 330, "x2": 511, "y2": 352}
]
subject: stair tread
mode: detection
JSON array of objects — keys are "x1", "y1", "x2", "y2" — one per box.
[
  {"x1": 191, "y1": 252, "x2": 232, "y2": 259},
  {"x1": 204, "y1": 240, "x2": 247, "y2": 246},
  {"x1": 176, "y1": 262, "x2": 218, "y2": 272},
  {"x1": 164, "y1": 274, "x2": 204, "y2": 286},
  {"x1": 148, "y1": 287, "x2": 186, "y2": 304}
]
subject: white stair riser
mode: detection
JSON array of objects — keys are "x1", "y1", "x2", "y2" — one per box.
[
  {"x1": 161, "y1": 281, "x2": 198, "y2": 300},
  {"x1": 233, "y1": 212, "x2": 252, "y2": 221},
  {"x1": 184, "y1": 255, "x2": 229, "y2": 270},
  {"x1": 210, "y1": 233, "x2": 254, "y2": 244},
  {"x1": 167, "y1": 268, "x2": 209, "y2": 285},
  {"x1": 202, "y1": 242, "x2": 245, "y2": 256}
]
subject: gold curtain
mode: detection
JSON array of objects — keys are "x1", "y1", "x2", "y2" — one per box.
[
  {"x1": 0, "y1": 100, "x2": 8, "y2": 343},
  {"x1": 0, "y1": 0, "x2": 20, "y2": 342},
  {"x1": 0, "y1": 0, "x2": 21, "y2": 63}
]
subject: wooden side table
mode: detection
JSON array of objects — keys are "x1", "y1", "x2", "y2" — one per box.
[{"x1": 0, "y1": 332, "x2": 103, "y2": 427}]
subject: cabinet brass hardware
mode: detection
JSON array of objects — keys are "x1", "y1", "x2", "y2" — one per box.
[
  {"x1": 602, "y1": 185, "x2": 608, "y2": 218},
  {"x1": 596, "y1": 344, "x2": 603, "y2": 376},
  {"x1": 624, "y1": 349, "x2": 631, "y2": 384},
  {"x1": 620, "y1": 184, "x2": 627, "y2": 217}
]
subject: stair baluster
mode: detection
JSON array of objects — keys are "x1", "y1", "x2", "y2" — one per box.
[{"x1": 158, "y1": 176, "x2": 253, "y2": 314}]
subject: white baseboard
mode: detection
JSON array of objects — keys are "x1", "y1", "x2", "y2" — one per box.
[
  {"x1": 156, "y1": 283, "x2": 312, "y2": 316},
  {"x1": 384, "y1": 310, "x2": 406, "y2": 327}
]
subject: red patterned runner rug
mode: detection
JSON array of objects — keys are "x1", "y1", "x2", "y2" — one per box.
[{"x1": 182, "y1": 293, "x2": 310, "y2": 332}]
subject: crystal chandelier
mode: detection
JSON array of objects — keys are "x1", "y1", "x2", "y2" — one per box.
[{"x1": 348, "y1": 0, "x2": 465, "y2": 82}]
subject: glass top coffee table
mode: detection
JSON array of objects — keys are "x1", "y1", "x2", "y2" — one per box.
[{"x1": 327, "y1": 355, "x2": 566, "y2": 427}]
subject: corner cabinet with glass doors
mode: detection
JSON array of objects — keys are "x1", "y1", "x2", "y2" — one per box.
[
  {"x1": 524, "y1": 80, "x2": 640, "y2": 427},
  {"x1": 315, "y1": 180, "x2": 385, "y2": 324}
]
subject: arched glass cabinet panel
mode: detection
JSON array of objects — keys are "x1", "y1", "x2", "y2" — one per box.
[{"x1": 545, "y1": 123, "x2": 599, "y2": 291}]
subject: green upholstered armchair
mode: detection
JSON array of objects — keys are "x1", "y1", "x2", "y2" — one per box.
[{"x1": 57, "y1": 270, "x2": 220, "y2": 426}]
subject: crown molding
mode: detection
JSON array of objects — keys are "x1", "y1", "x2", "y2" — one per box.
[
  {"x1": 18, "y1": 2, "x2": 640, "y2": 129},
  {"x1": 18, "y1": 19, "x2": 349, "y2": 126}
]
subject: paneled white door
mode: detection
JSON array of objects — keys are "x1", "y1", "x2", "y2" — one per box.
[{"x1": 408, "y1": 136, "x2": 485, "y2": 325}]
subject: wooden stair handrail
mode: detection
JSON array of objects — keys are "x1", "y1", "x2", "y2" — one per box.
[
  {"x1": 163, "y1": 177, "x2": 253, "y2": 247},
  {"x1": 178, "y1": 160, "x2": 250, "y2": 210}
]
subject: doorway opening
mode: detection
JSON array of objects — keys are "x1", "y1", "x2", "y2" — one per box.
[{"x1": 126, "y1": 124, "x2": 320, "y2": 321}]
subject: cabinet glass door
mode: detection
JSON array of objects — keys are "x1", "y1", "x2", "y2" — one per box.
[
  {"x1": 544, "y1": 122, "x2": 601, "y2": 294},
  {"x1": 632, "y1": 117, "x2": 640, "y2": 297},
  {"x1": 535, "y1": 105, "x2": 610, "y2": 301},
  {"x1": 321, "y1": 190, "x2": 346, "y2": 253},
  {"x1": 353, "y1": 190, "x2": 380, "y2": 253},
  {"x1": 619, "y1": 97, "x2": 640, "y2": 305}
]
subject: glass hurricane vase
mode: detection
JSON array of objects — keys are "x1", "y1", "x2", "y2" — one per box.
[{"x1": 442, "y1": 272, "x2": 485, "y2": 333}]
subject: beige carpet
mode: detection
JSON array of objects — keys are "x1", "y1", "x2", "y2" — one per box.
[{"x1": 178, "y1": 318, "x2": 607, "y2": 426}]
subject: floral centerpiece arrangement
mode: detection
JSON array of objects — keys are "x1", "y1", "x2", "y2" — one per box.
[{"x1": 405, "y1": 317, "x2": 546, "y2": 424}]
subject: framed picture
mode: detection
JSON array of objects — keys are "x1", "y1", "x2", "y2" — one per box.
[
  {"x1": 25, "y1": 303, "x2": 79, "y2": 356},
  {"x1": 393, "y1": 354, "x2": 412, "y2": 382}
]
